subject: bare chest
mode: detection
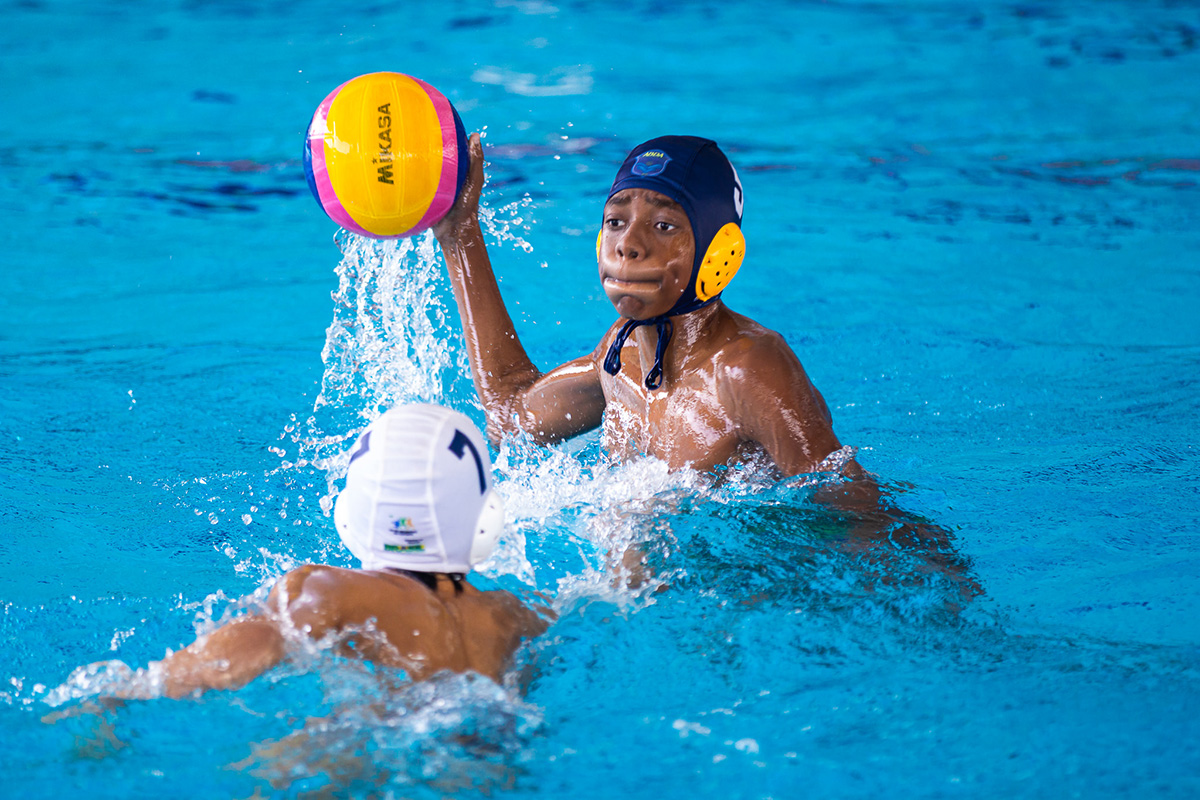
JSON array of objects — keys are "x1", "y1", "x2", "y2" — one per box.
[{"x1": 599, "y1": 368, "x2": 743, "y2": 471}]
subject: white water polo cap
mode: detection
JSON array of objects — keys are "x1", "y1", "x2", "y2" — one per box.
[{"x1": 333, "y1": 404, "x2": 504, "y2": 573}]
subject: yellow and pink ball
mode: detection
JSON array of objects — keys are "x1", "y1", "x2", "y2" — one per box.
[{"x1": 304, "y1": 72, "x2": 468, "y2": 239}]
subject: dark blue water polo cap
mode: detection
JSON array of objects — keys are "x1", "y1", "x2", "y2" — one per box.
[{"x1": 602, "y1": 135, "x2": 746, "y2": 389}]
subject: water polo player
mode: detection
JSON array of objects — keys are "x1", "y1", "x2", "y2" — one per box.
[
  {"x1": 82, "y1": 404, "x2": 547, "y2": 699},
  {"x1": 434, "y1": 134, "x2": 854, "y2": 478}
]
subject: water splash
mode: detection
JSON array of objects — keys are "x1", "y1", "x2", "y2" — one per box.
[
  {"x1": 480, "y1": 430, "x2": 714, "y2": 606},
  {"x1": 478, "y1": 196, "x2": 536, "y2": 253},
  {"x1": 40, "y1": 637, "x2": 545, "y2": 798},
  {"x1": 288, "y1": 196, "x2": 535, "y2": 510},
  {"x1": 107, "y1": 200, "x2": 545, "y2": 619},
  {"x1": 298, "y1": 230, "x2": 472, "y2": 478}
]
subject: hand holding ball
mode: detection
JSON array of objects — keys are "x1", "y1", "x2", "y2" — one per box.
[{"x1": 303, "y1": 72, "x2": 468, "y2": 239}]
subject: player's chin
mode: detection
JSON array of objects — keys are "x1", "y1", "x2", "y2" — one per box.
[{"x1": 606, "y1": 292, "x2": 659, "y2": 320}]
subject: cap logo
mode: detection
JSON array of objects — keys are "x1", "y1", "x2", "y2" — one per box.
[
  {"x1": 390, "y1": 516, "x2": 418, "y2": 535},
  {"x1": 384, "y1": 543, "x2": 425, "y2": 553},
  {"x1": 385, "y1": 516, "x2": 425, "y2": 552},
  {"x1": 632, "y1": 150, "x2": 671, "y2": 177}
]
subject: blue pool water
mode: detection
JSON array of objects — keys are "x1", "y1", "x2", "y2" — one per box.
[{"x1": 2, "y1": 0, "x2": 1199, "y2": 797}]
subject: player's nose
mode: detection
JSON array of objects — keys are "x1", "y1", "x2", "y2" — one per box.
[{"x1": 616, "y1": 223, "x2": 650, "y2": 260}]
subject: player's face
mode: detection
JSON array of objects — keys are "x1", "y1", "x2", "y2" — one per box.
[{"x1": 598, "y1": 189, "x2": 695, "y2": 320}]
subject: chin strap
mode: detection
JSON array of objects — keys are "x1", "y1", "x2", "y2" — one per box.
[
  {"x1": 603, "y1": 316, "x2": 675, "y2": 390},
  {"x1": 603, "y1": 294, "x2": 720, "y2": 390}
]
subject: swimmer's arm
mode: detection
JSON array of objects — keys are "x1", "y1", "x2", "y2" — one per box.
[
  {"x1": 721, "y1": 334, "x2": 885, "y2": 511},
  {"x1": 143, "y1": 568, "x2": 332, "y2": 699},
  {"x1": 513, "y1": 354, "x2": 606, "y2": 443},
  {"x1": 151, "y1": 615, "x2": 286, "y2": 699},
  {"x1": 70, "y1": 611, "x2": 288, "y2": 701},
  {"x1": 434, "y1": 134, "x2": 605, "y2": 444}
]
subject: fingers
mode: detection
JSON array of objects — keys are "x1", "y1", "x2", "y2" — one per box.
[
  {"x1": 434, "y1": 132, "x2": 486, "y2": 241},
  {"x1": 465, "y1": 132, "x2": 485, "y2": 196}
]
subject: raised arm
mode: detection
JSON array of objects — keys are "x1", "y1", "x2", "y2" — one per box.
[{"x1": 433, "y1": 134, "x2": 604, "y2": 445}]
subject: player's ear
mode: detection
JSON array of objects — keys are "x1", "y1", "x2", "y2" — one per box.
[{"x1": 694, "y1": 223, "x2": 745, "y2": 301}]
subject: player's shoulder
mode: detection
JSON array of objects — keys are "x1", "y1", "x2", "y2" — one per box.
[
  {"x1": 468, "y1": 584, "x2": 528, "y2": 614},
  {"x1": 712, "y1": 309, "x2": 802, "y2": 371},
  {"x1": 272, "y1": 563, "x2": 348, "y2": 598},
  {"x1": 461, "y1": 585, "x2": 548, "y2": 636}
]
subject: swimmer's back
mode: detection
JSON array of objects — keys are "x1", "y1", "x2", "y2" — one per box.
[{"x1": 273, "y1": 565, "x2": 545, "y2": 682}]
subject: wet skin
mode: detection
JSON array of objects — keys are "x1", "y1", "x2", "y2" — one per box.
[
  {"x1": 434, "y1": 133, "x2": 849, "y2": 477},
  {"x1": 128, "y1": 566, "x2": 546, "y2": 698}
]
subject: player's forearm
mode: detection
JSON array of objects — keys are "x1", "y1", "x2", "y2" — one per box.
[
  {"x1": 436, "y1": 218, "x2": 543, "y2": 433},
  {"x1": 157, "y1": 616, "x2": 286, "y2": 699},
  {"x1": 817, "y1": 476, "x2": 983, "y2": 602}
]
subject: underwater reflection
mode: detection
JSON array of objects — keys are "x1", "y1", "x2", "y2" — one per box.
[{"x1": 233, "y1": 670, "x2": 543, "y2": 799}]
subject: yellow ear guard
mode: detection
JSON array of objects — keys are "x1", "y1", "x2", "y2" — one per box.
[
  {"x1": 695, "y1": 222, "x2": 745, "y2": 302},
  {"x1": 596, "y1": 229, "x2": 603, "y2": 262}
]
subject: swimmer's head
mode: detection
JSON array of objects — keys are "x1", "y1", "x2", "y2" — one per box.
[
  {"x1": 334, "y1": 404, "x2": 504, "y2": 574},
  {"x1": 606, "y1": 135, "x2": 745, "y2": 316}
]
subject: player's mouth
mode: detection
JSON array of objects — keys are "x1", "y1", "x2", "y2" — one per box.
[{"x1": 602, "y1": 272, "x2": 662, "y2": 290}]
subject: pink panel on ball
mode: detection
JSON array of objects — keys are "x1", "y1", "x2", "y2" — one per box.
[
  {"x1": 410, "y1": 77, "x2": 461, "y2": 235},
  {"x1": 310, "y1": 81, "x2": 376, "y2": 239}
]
